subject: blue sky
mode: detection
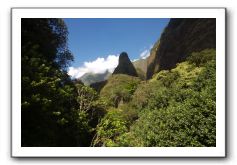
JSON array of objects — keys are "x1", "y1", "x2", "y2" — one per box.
[{"x1": 64, "y1": 18, "x2": 170, "y2": 78}]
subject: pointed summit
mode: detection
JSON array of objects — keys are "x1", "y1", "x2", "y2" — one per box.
[{"x1": 113, "y1": 52, "x2": 138, "y2": 77}]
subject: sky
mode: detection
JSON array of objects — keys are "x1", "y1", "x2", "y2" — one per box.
[{"x1": 64, "y1": 18, "x2": 170, "y2": 78}]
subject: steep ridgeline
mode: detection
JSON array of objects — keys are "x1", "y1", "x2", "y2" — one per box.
[
  {"x1": 132, "y1": 58, "x2": 147, "y2": 80},
  {"x1": 113, "y1": 52, "x2": 138, "y2": 77},
  {"x1": 147, "y1": 18, "x2": 216, "y2": 79}
]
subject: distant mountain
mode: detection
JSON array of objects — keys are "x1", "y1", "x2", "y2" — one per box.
[
  {"x1": 146, "y1": 18, "x2": 216, "y2": 79},
  {"x1": 132, "y1": 58, "x2": 147, "y2": 80},
  {"x1": 79, "y1": 70, "x2": 111, "y2": 86},
  {"x1": 113, "y1": 52, "x2": 138, "y2": 77}
]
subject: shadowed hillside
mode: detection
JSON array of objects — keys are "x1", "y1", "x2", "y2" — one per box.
[
  {"x1": 147, "y1": 18, "x2": 216, "y2": 79},
  {"x1": 21, "y1": 18, "x2": 217, "y2": 148}
]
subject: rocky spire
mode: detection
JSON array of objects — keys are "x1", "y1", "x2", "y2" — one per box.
[{"x1": 113, "y1": 52, "x2": 138, "y2": 77}]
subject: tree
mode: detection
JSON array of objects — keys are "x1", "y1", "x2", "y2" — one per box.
[
  {"x1": 92, "y1": 108, "x2": 128, "y2": 147},
  {"x1": 75, "y1": 83, "x2": 106, "y2": 136},
  {"x1": 114, "y1": 49, "x2": 216, "y2": 147},
  {"x1": 21, "y1": 18, "x2": 87, "y2": 146},
  {"x1": 100, "y1": 74, "x2": 141, "y2": 107}
]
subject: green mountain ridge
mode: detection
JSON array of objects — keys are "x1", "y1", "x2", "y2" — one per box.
[
  {"x1": 93, "y1": 49, "x2": 216, "y2": 147},
  {"x1": 87, "y1": 57, "x2": 148, "y2": 89},
  {"x1": 91, "y1": 18, "x2": 217, "y2": 147},
  {"x1": 21, "y1": 18, "x2": 217, "y2": 148}
]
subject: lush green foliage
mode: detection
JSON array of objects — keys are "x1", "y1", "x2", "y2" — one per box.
[
  {"x1": 100, "y1": 74, "x2": 141, "y2": 107},
  {"x1": 92, "y1": 108, "x2": 128, "y2": 146},
  {"x1": 93, "y1": 49, "x2": 216, "y2": 147},
  {"x1": 21, "y1": 19, "x2": 77, "y2": 146},
  {"x1": 21, "y1": 18, "x2": 216, "y2": 147},
  {"x1": 187, "y1": 49, "x2": 216, "y2": 67},
  {"x1": 21, "y1": 19, "x2": 104, "y2": 146}
]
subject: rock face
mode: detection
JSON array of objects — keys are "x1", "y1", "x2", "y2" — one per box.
[
  {"x1": 113, "y1": 52, "x2": 138, "y2": 77},
  {"x1": 146, "y1": 18, "x2": 216, "y2": 79}
]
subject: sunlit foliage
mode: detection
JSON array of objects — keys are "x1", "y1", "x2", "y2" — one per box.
[
  {"x1": 94, "y1": 49, "x2": 216, "y2": 147},
  {"x1": 21, "y1": 18, "x2": 216, "y2": 147}
]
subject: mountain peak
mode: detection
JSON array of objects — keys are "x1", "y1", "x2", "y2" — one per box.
[
  {"x1": 113, "y1": 52, "x2": 138, "y2": 77},
  {"x1": 118, "y1": 52, "x2": 129, "y2": 61}
]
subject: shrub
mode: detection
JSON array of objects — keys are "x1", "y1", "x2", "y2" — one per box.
[
  {"x1": 117, "y1": 49, "x2": 216, "y2": 147},
  {"x1": 100, "y1": 74, "x2": 141, "y2": 107},
  {"x1": 128, "y1": 88, "x2": 215, "y2": 147},
  {"x1": 187, "y1": 49, "x2": 216, "y2": 67},
  {"x1": 92, "y1": 108, "x2": 128, "y2": 147}
]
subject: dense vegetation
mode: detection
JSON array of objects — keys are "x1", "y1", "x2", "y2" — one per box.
[
  {"x1": 21, "y1": 18, "x2": 216, "y2": 147},
  {"x1": 92, "y1": 49, "x2": 216, "y2": 147},
  {"x1": 21, "y1": 19, "x2": 104, "y2": 146}
]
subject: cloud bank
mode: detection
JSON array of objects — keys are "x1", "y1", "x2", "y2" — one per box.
[
  {"x1": 68, "y1": 55, "x2": 119, "y2": 79},
  {"x1": 140, "y1": 49, "x2": 150, "y2": 59},
  {"x1": 139, "y1": 45, "x2": 153, "y2": 59},
  {"x1": 68, "y1": 45, "x2": 154, "y2": 79}
]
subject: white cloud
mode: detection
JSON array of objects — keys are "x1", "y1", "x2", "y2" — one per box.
[
  {"x1": 140, "y1": 49, "x2": 150, "y2": 59},
  {"x1": 132, "y1": 58, "x2": 139, "y2": 62},
  {"x1": 68, "y1": 55, "x2": 119, "y2": 79},
  {"x1": 139, "y1": 44, "x2": 153, "y2": 59}
]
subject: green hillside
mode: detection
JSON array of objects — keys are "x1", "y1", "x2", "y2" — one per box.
[
  {"x1": 132, "y1": 58, "x2": 147, "y2": 80},
  {"x1": 92, "y1": 49, "x2": 216, "y2": 147},
  {"x1": 21, "y1": 18, "x2": 217, "y2": 147}
]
